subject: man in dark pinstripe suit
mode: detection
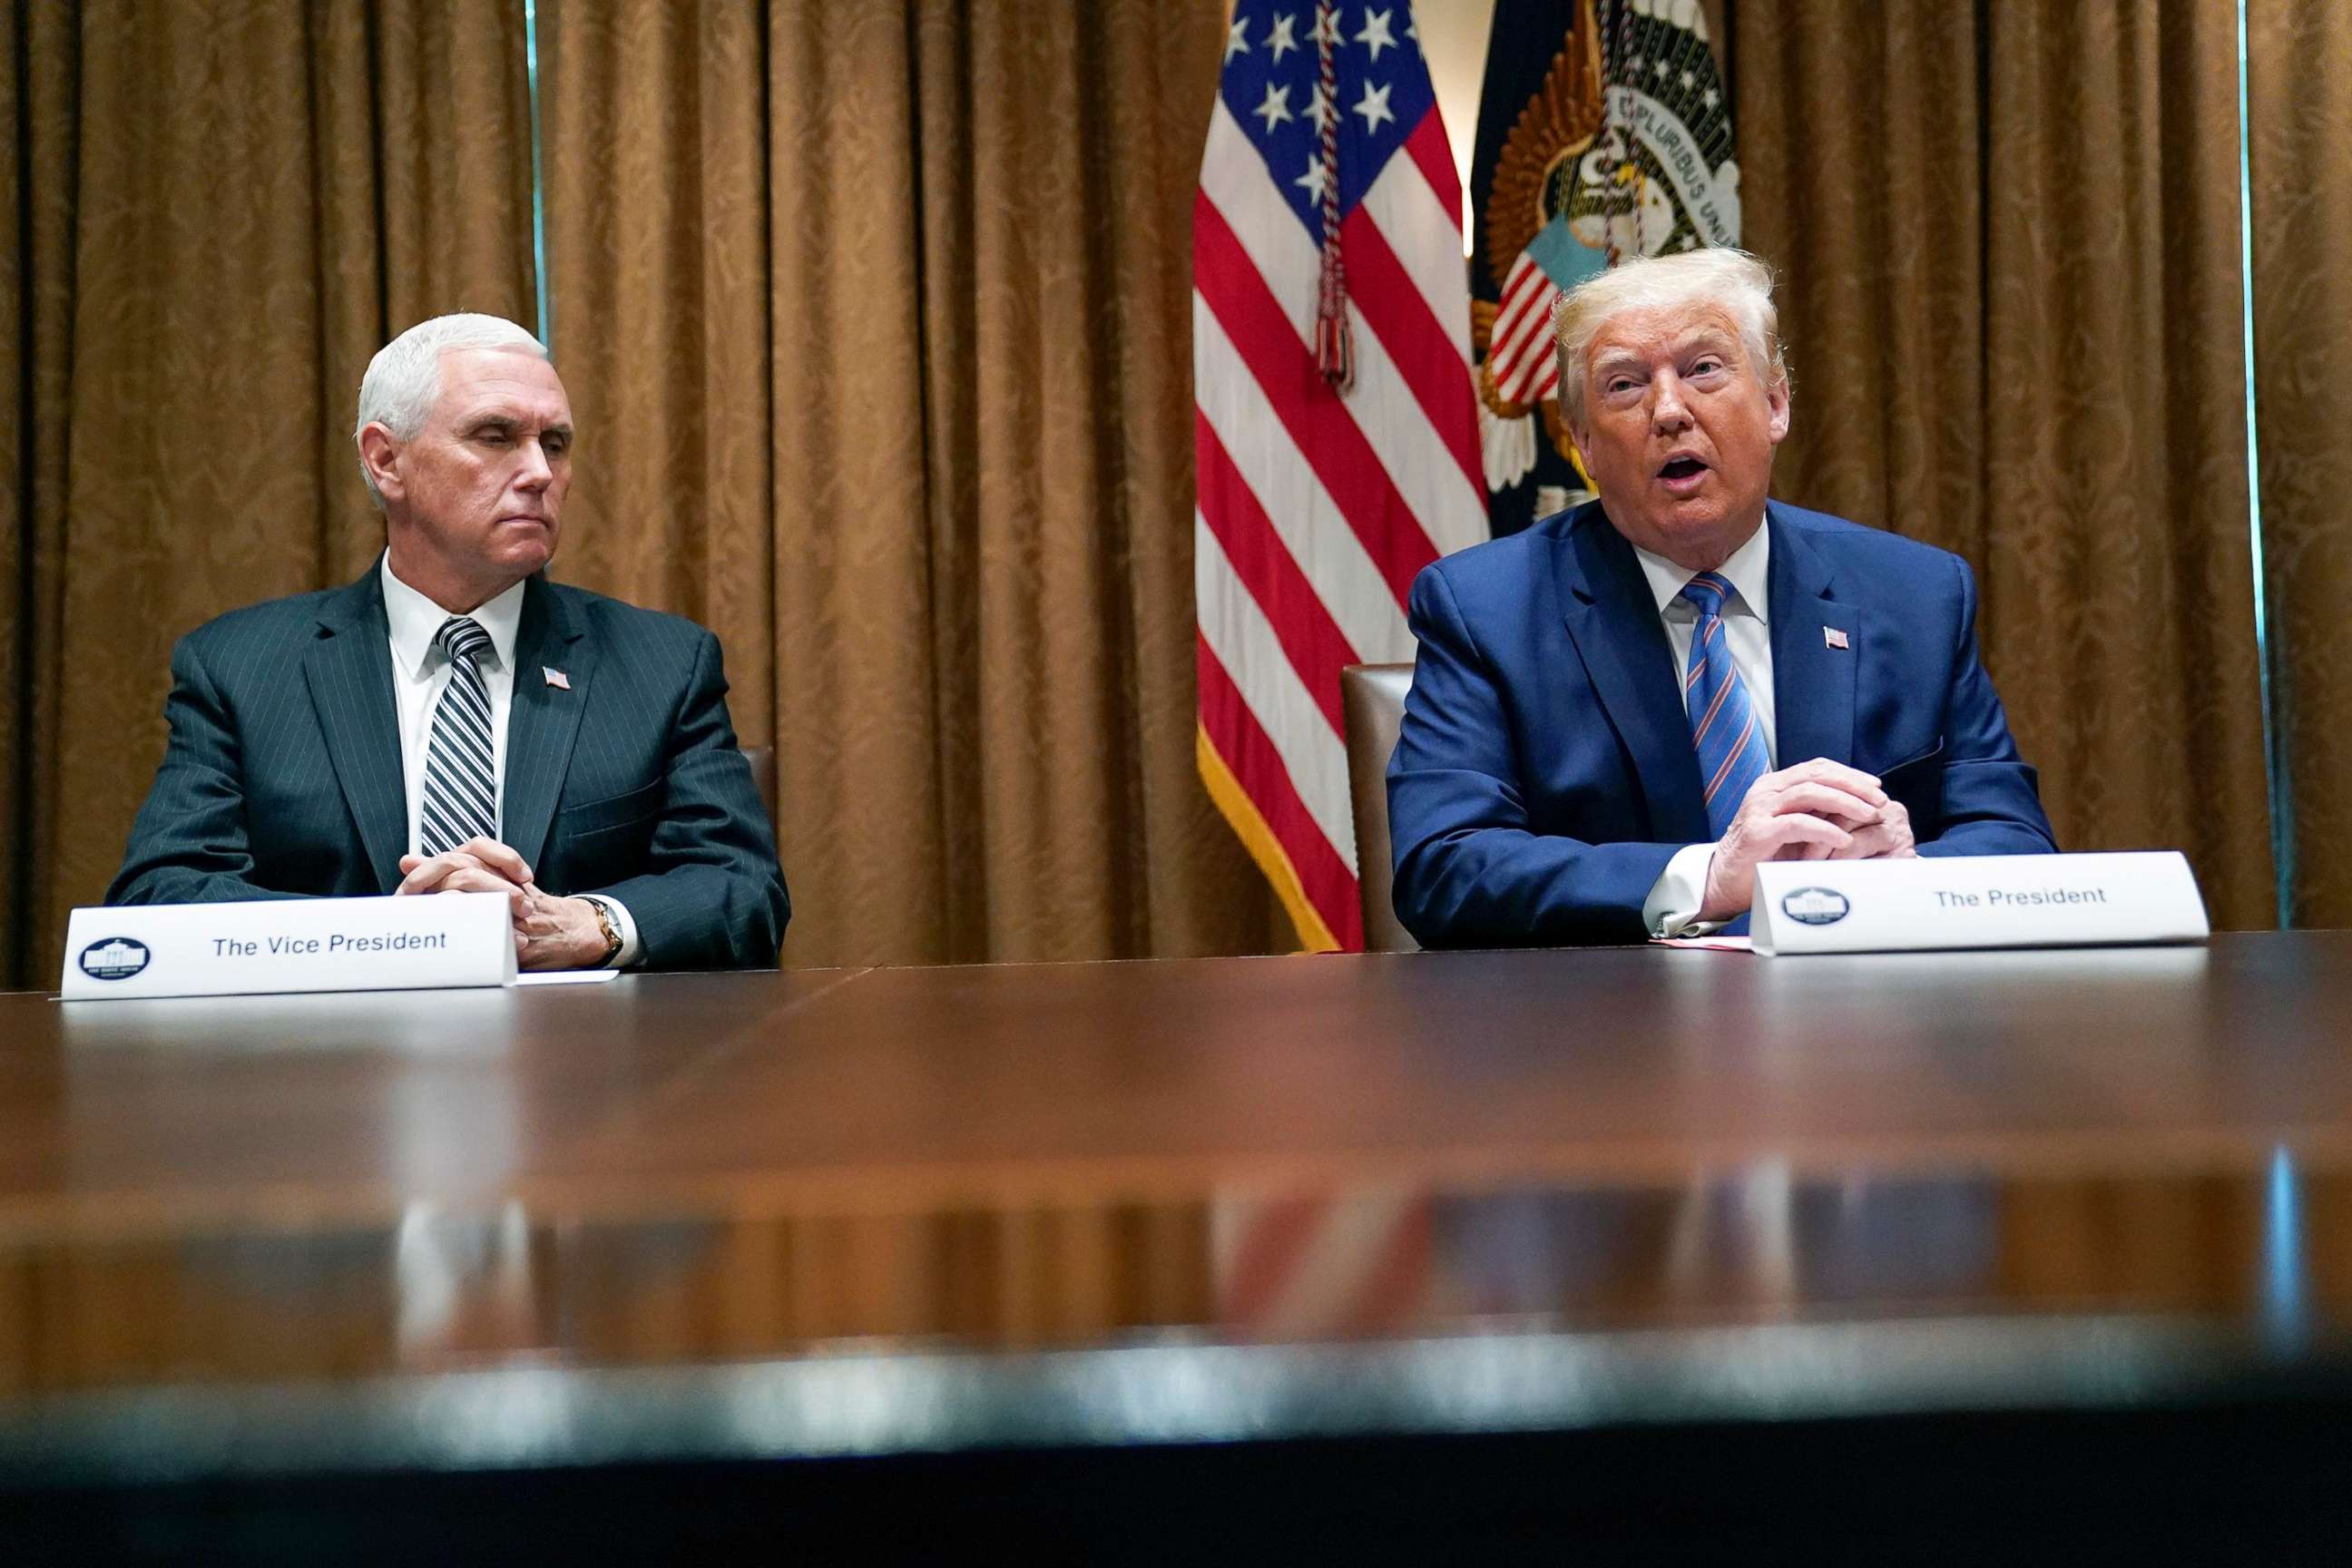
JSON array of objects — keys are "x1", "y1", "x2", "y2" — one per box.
[{"x1": 107, "y1": 314, "x2": 789, "y2": 971}]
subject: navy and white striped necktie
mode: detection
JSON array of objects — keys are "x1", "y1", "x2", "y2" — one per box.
[{"x1": 419, "y1": 616, "x2": 498, "y2": 857}]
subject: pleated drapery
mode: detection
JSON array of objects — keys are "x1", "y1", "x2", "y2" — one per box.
[
  {"x1": 4, "y1": 0, "x2": 538, "y2": 984},
  {"x1": 1732, "y1": 0, "x2": 2274, "y2": 931},
  {"x1": 7, "y1": 0, "x2": 2351, "y2": 985}
]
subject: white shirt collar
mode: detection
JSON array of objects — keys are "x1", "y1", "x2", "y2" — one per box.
[
  {"x1": 379, "y1": 553, "x2": 527, "y2": 678},
  {"x1": 1631, "y1": 515, "x2": 1772, "y2": 624}
]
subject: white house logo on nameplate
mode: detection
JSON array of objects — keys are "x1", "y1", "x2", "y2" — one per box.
[
  {"x1": 1779, "y1": 888, "x2": 1851, "y2": 926},
  {"x1": 77, "y1": 937, "x2": 152, "y2": 981}
]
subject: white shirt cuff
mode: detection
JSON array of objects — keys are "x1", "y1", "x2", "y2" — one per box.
[
  {"x1": 589, "y1": 895, "x2": 642, "y2": 969},
  {"x1": 1643, "y1": 841, "x2": 1721, "y2": 937}
]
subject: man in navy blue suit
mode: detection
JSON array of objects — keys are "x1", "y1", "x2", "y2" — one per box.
[
  {"x1": 108, "y1": 314, "x2": 789, "y2": 970},
  {"x1": 1388, "y1": 250, "x2": 2053, "y2": 948}
]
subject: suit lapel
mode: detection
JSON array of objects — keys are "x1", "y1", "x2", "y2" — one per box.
[
  {"x1": 502, "y1": 575, "x2": 594, "y2": 874},
  {"x1": 304, "y1": 569, "x2": 408, "y2": 892},
  {"x1": 1768, "y1": 506, "x2": 1857, "y2": 769},
  {"x1": 1555, "y1": 505, "x2": 1710, "y2": 841}
]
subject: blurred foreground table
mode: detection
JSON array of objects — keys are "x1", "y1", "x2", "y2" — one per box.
[{"x1": 6, "y1": 933, "x2": 2352, "y2": 1558}]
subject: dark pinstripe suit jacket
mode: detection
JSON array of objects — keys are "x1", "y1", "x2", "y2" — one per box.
[{"x1": 106, "y1": 565, "x2": 790, "y2": 970}]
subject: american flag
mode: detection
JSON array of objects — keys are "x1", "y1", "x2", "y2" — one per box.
[
  {"x1": 1213, "y1": 1187, "x2": 1448, "y2": 1339},
  {"x1": 1194, "y1": 1, "x2": 1485, "y2": 953},
  {"x1": 1486, "y1": 247, "x2": 1568, "y2": 413}
]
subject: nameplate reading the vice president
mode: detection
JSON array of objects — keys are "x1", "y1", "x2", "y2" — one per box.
[
  {"x1": 59, "y1": 892, "x2": 515, "y2": 1001},
  {"x1": 1750, "y1": 851, "x2": 2209, "y2": 956}
]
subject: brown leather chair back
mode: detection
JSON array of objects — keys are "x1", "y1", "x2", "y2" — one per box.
[
  {"x1": 743, "y1": 745, "x2": 779, "y2": 838},
  {"x1": 1340, "y1": 663, "x2": 1418, "y2": 953}
]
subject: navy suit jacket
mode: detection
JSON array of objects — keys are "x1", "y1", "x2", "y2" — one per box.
[
  {"x1": 107, "y1": 566, "x2": 790, "y2": 970},
  {"x1": 1387, "y1": 500, "x2": 2055, "y2": 948}
]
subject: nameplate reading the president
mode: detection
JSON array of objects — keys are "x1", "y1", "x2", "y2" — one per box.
[
  {"x1": 61, "y1": 892, "x2": 515, "y2": 1001},
  {"x1": 1750, "y1": 852, "x2": 2208, "y2": 956},
  {"x1": 1931, "y1": 886, "x2": 2109, "y2": 908}
]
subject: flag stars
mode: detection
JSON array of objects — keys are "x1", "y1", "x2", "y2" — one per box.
[
  {"x1": 1352, "y1": 80, "x2": 1395, "y2": 132},
  {"x1": 1225, "y1": 16, "x2": 1250, "y2": 60},
  {"x1": 1253, "y1": 82, "x2": 1295, "y2": 132},
  {"x1": 1295, "y1": 154, "x2": 1331, "y2": 201},
  {"x1": 1356, "y1": 7, "x2": 1398, "y2": 58},
  {"x1": 1307, "y1": 81, "x2": 1336, "y2": 132},
  {"x1": 1311, "y1": 7, "x2": 1341, "y2": 45},
  {"x1": 1267, "y1": 11, "x2": 1299, "y2": 61}
]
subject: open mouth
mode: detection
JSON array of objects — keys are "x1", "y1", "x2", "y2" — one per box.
[{"x1": 1658, "y1": 456, "x2": 1709, "y2": 482}]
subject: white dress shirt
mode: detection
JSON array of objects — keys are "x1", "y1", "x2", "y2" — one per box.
[
  {"x1": 1630, "y1": 525, "x2": 1776, "y2": 937},
  {"x1": 379, "y1": 554, "x2": 639, "y2": 966}
]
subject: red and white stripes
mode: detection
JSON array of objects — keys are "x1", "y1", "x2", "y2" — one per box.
[
  {"x1": 1485, "y1": 249, "x2": 1566, "y2": 410},
  {"x1": 1194, "y1": 65, "x2": 1485, "y2": 952}
]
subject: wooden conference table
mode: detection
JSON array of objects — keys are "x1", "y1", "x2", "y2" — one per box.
[{"x1": 7, "y1": 932, "x2": 2352, "y2": 1557}]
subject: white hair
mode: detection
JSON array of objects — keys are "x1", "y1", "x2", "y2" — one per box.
[
  {"x1": 353, "y1": 313, "x2": 548, "y2": 505},
  {"x1": 1552, "y1": 248, "x2": 1788, "y2": 427}
]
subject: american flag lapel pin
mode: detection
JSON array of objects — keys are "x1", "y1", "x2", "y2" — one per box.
[
  {"x1": 1823, "y1": 627, "x2": 1850, "y2": 651},
  {"x1": 543, "y1": 666, "x2": 572, "y2": 690}
]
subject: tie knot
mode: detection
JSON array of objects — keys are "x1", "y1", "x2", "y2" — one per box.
[
  {"x1": 435, "y1": 616, "x2": 492, "y2": 665},
  {"x1": 1679, "y1": 573, "x2": 1735, "y2": 616}
]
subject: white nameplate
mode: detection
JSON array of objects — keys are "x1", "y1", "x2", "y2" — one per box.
[
  {"x1": 60, "y1": 893, "x2": 515, "y2": 1000},
  {"x1": 1751, "y1": 851, "x2": 2209, "y2": 956}
]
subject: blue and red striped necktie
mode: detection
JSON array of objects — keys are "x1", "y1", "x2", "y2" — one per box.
[{"x1": 1680, "y1": 573, "x2": 1771, "y2": 837}]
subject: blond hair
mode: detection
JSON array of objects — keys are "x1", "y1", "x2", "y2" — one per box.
[{"x1": 1552, "y1": 249, "x2": 1788, "y2": 426}]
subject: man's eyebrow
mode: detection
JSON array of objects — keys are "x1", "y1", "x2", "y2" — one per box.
[{"x1": 458, "y1": 410, "x2": 571, "y2": 437}]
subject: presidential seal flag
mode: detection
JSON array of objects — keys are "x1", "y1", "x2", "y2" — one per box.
[
  {"x1": 1471, "y1": 0, "x2": 1739, "y2": 534},
  {"x1": 1193, "y1": 2, "x2": 1485, "y2": 953}
]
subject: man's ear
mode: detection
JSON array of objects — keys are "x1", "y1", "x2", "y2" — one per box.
[
  {"x1": 358, "y1": 423, "x2": 404, "y2": 501},
  {"x1": 1766, "y1": 377, "x2": 1792, "y2": 446},
  {"x1": 1563, "y1": 407, "x2": 1592, "y2": 475}
]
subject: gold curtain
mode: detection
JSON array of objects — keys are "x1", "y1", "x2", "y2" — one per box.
[
  {"x1": 0, "y1": 0, "x2": 537, "y2": 985},
  {"x1": 1730, "y1": 0, "x2": 2276, "y2": 930},
  {"x1": 12, "y1": 1, "x2": 2337, "y2": 985},
  {"x1": 2248, "y1": 1, "x2": 2352, "y2": 926},
  {"x1": 539, "y1": 0, "x2": 1279, "y2": 968}
]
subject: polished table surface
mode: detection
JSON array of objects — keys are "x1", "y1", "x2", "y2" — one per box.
[{"x1": 5, "y1": 931, "x2": 2352, "y2": 1483}]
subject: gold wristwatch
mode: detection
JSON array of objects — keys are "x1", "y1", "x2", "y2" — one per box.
[{"x1": 580, "y1": 895, "x2": 622, "y2": 968}]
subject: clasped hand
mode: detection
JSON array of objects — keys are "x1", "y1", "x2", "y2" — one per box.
[
  {"x1": 1697, "y1": 758, "x2": 1916, "y2": 923},
  {"x1": 393, "y1": 837, "x2": 609, "y2": 970}
]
